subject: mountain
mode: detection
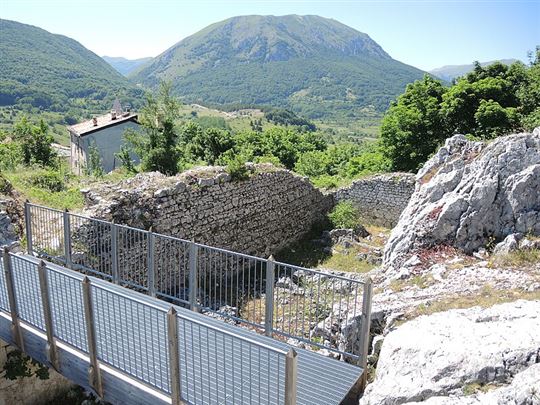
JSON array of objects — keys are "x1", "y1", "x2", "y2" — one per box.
[
  {"x1": 429, "y1": 59, "x2": 519, "y2": 82},
  {"x1": 102, "y1": 56, "x2": 153, "y2": 76},
  {"x1": 130, "y1": 15, "x2": 426, "y2": 120},
  {"x1": 0, "y1": 19, "x2": 143, "y2": 112}
]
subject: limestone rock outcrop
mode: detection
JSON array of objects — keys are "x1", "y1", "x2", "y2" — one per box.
[
  {"x1": 360, "y1": 300, "x2": 540, "y2": 405},
  {"x1": 384, "y1": 128, "x2": 540, "y2": 271}
]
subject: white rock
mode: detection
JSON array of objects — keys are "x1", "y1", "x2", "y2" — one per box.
[
  {"x1": 384, "y1": 131, "x2": 540, "y2": 271},
  {"x1": 361, "y1": 300, "x2": 540, "y2": 405}
]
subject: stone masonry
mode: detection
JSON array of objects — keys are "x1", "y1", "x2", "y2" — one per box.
[
  {"x1": 83, "y1": 164, "x2": 333, "y2": 258},
  {"x1": 333, "y1": 173, "x2": 415, "y2": 228}
]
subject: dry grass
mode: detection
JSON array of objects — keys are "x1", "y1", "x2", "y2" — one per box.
[
  {"x1": 462, "y1": 382, "x2": 499, "y2": 396},
  {"x1": 488, "y1": 249, "x2": 540, "y2": 269},
  {"x1": 403, "y1": 285, "x2": 540, "y2": 321},
  {"x1": 389, "y1": 274, "x2": 436, "y2": 292}
]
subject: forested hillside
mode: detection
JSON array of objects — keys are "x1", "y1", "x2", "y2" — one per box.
[
  {"x1": 130, "y1": 15, "x2": 426, "y2": 121},
  {"x1": 0, "y1": 19, "x2": 143, "y2": 112}
]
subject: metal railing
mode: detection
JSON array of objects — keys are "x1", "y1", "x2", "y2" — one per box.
[
  {"x1": 25, "y1": 202, "x2": 372, "y2": 366},
  {"x1": 0, "y1": 248, "x2": 295, "y2": 404}
]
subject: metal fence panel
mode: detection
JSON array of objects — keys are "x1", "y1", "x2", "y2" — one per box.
[
  {"x1": 92, "y1": 285, "x2": 170, "y2": 394},
  {"x1": 0, "y1": 256, "x2": 9, "y2": 312},
  {"x1": 47, "y1": 268, "x2": 89, "y2": 353},
  {"x1": 10, "y1": 255, "x2": 45, "y2": 332},
  {"x1": 26, "y1": 202, "x2": 368, "y2": 363}
]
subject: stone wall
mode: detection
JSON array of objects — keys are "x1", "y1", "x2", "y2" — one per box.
[
  {"x1": 333, "y1": 173, "x2": 415, "y2": 228},
  {"x1": 0, "y1": 176, "x2": 24, "y2": 249},
  {"x1": 83, "y1": 164, "x2": 333, "y2": 258}
]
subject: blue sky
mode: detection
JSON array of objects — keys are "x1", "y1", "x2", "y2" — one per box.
[{"x1": 1, "y1": 0, "x2": 539, "y2": 71}]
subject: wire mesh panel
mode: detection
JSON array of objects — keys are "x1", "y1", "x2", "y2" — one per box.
[
  {"x1": 273, "y1": 262, "x2": 363, "y2": 361},
  {"x1": 92, "y1": 285, "x2": 170, "y2": 394},
  {"x1": 117, "y1": 225, "x2": 149, "y2": 291},
  {"x1": 28, "y1": 204, "x2": 65, "y2": 262},
  {"x1": 0, "y1": 256, "x2": 9, "y2": 312},
  {"x1": 196, "y1": 245, "x2": 268, "y2": 330},
  {"x1": 47, "y1": 268, "x2": 88, "y2": 353},
  {"x1": 177, "y1": 316, "x2": 286, "y2": 405},
  {"x1": 10, "y1": 255, "x2": 45, "y2": 331},
  {"x1": 70, "y1": 214, "x2": 114, "y2": 280},
  {"x1": 154, "y1": 234, "x2": 190, "y2": 305}
]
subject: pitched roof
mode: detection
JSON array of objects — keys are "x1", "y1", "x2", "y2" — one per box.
[{"x1": 68, "y1": 112, "x2": 138, "y2": 137}]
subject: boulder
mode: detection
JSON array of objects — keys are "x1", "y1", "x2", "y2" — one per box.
[
  {"x1": 384, "y1": 129, "x2": 540, "y2": 271},
  {"x1": 360, "y1": 300, "x2": 540, "y2": 405},
  {"x1": 493, "y1": 233, "x2": 520, "y2": 255}
]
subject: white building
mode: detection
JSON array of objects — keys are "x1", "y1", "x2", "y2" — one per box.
[{"x1": 69, "y1": 100, "x2": 140, "y2": 175}]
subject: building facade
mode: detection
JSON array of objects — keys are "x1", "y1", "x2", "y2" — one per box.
[{"x1": 69, "y1": 102, "x2": 140, "y2": 175}]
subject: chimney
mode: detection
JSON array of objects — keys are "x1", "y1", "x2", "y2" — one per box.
[
  {"x1": 111, "y1": 110, "x2": 117, "y2": 120},
  {"x1": 92, "y1": 117, "x2": 98, "y2": 126}
]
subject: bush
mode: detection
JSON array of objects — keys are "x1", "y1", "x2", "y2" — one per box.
[
  {"x1": 0, "y1": 143, "x2": 22, "y2": 171},
  {"x1": 225, "y1": 154, "x2": 250, "y2": 181},
  {"x1": 27, "y1": 169, "x2": 65, "y2": 192},
  {"x1": 328, "y1": 201, "x2": 360, "y2": 229}
]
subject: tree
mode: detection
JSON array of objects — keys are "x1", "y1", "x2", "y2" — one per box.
[
  {"x1": 86, "y1": 141, "x2": 104, "y2": 177},
  {"x1": 115, "y1": 146, "x2": 136, "y2": 173},
  {"x1": 14, "y1": 117, "x2": 56, "y2": 167},
  {"x1": 125, "y1": 82, "x2": 181, "y2": 175},
  {"x1": 380, "y1": 75, "x2": 449, "y2": 172},
  {"x1": 474, "y1": 99, "x2": 519, "y2": 139}
]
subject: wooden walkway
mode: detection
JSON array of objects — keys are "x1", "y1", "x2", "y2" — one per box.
[{"x1": 0, "y1": 253, "x2": 363, "y2": 405}]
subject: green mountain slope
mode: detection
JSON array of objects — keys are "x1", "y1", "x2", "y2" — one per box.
[
  {"x1": 429, "y1": 59, "x2": 519, "y2": 82},
  {"x1": 102, "y1": 56, "x2": 153, "y2": 76},
  {"x1": 0, "y1": 19, "x2": 143, "y2": 112},
  {"x1": 130, "y1": 15, "x2": 426, "y2": 120}
]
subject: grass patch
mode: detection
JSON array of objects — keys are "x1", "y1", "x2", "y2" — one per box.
[
  {"x1": 3, "y1": 165, "x2": 135, "y2": 211},
  {"x1": 488, "y1": 249, "x2": 540, "y2": 268},
  {"x1": 318, "y1": 247, "x2": 376, "y2": 273},
  {"x1": 404, "y1": 285, "x2": 540, "y2": 321},
  {"x1": 389, "y1": 274, "x2": 436, "y2": 293},
  {"x1": 462, "y1": 382, "x2": 498, "y2": 396}
]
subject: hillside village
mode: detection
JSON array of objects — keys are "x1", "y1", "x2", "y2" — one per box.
[{"x1": 1, "y1": 6, "x2": 540, "y2": 405}]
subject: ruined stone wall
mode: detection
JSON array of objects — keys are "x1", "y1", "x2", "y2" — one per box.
[
  {"x1": 333, "y1": 173, "x2": 415, "y2": 228},
  {"x1": 83, "y1": 164, "x2": 333, "y2": 258}
]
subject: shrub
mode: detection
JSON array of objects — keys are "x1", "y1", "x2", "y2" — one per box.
[
  {"x1": 27, "y1": 169, "x2": 65, "y2": 192},
  {"x1": 225, "y1": 154, "x2": 250, "y2": 181},
  {"x1": 0, "y1": 143, "x2": 22, "y2": 171},
  {"x1": 328, "y1": 201, "x2": 360, "y2": 229}
]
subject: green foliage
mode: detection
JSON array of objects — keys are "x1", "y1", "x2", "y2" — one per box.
[
  {"x1": 115, "y1": 146, "x2": 137, "y2": 173},
  {"x1": 125, "y1": 83, "x2": 182, "y2": 175},
  {"x1": 225, "y1": 154, "x2": 250, "y2": 181},
  {"x1": 85, "y1": 141, "x2": 104, "y2": 178},
  {"x1": 0, "y1": 19, "x2": 143, "y2": 114},
  {"x1": 265, "y1": 108, "x2": 317, "y2": 131},
  {"x1": 27, "y1": 168, "x2": 66, "y2": 192},
  {"x1": 380, "y1": 55, "x2": 540, "y2": 172},
  {"x1": 328, "y1": 202, "x2": 360, "y2": 229},
  {"x1": 0, "y1": 142, "x2": 22, "y2": 171},
  {"x1": 3, "y1": 350, "x2": 49, "y2": 381},
  {"x1": 184, "y1": 126, "x2": 235, "y2": 164},
  {"x1": 380, "y1": 75, "x2": 448, "y2": 172},
  {"x1": 14, "y1": 117, "x2": 56, "y2": 167},
  {"x1": 345, "y1": 143, "x2": 391, "y2": 177}
]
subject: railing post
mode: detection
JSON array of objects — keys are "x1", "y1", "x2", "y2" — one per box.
[
  {"x1": 284, "y1": 348, "x2": 297, "y2": 405},
  {"x1": 24, "y1": 200, "x2": 33, "y2": 256},
  {"x1": 82, "y1": 276, "x2": 103, "y2": 398},
  {"x1": 111, "y1": 224, "x2": 119, "y2": 284},
  {"x1": 2, "y1": 247, "x2": 24, "y2": 351},
  {"x1": 264, "y1": 255, "x2": 275, "y2": 337},
  {"x1": 147, "y1": 228, "x2": 155, "y2": 297},
  {"x1": 37, "y1": 260, "x2": 59, "y2": 371},
  {"x1": 358, "y1": 277, "x2": 373, "y2": 392},
  {"x1": 188, "y1": 242, "x2": 198, "y2": 312},
  {"x1": 167, "y1": 307, "x2": 184, "y2": 405},
  {"x1": 63, "y1": 209, "x2": 72, "y2": 268}
]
